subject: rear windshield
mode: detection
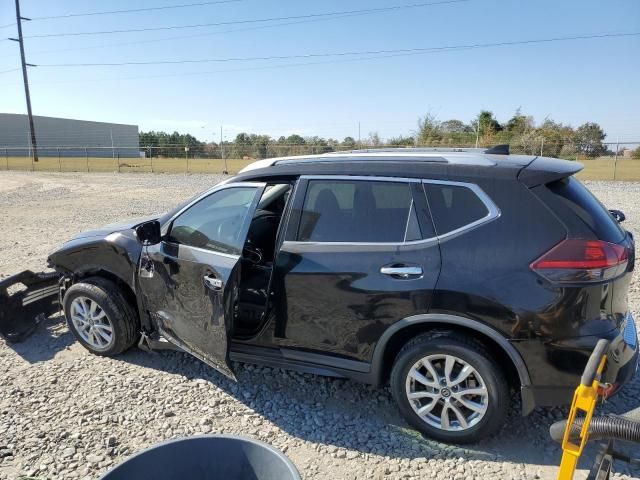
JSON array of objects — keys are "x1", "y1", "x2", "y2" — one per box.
[{"x1": 547, "y1": 176, "x2": 625, "y2": 243}]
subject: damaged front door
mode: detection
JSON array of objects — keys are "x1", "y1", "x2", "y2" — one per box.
[{"x1": 138, "y1": 183, "x2": 266, "y2": 379}]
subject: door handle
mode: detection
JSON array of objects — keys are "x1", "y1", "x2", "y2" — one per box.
[
  {"x1": 380, "y1": 265, "x2": 423, "y2": 278},
  {"x1": 204, "y1": 274, "x2": 223, "y2": 290}
]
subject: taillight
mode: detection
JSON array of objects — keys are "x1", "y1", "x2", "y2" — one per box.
[{"x1": 530, "y1": 239, "x2": 629, "y2": 283}]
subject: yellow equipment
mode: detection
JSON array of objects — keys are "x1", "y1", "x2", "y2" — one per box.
[
  {"x1": 556, "y1": 339, "x2": 610, "y2": 480},
  {"x1": 553, "y1": 338, "x2": 640, "y2": 480}
]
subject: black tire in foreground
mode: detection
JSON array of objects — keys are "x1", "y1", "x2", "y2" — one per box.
[
  {"x1": 390, "y1": 332, "x2": 509, "y2": 444},
  {"x1": 62, "y1": 277, "x2": 139, "y2": 357}
]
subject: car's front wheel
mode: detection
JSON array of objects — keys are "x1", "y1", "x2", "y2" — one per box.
[
  {"x1": 63, "y1": 277, "x2": 139, "y2": 356},
  {"x1": 390, "y1": 332, "x2": 509, "y2": 444}
]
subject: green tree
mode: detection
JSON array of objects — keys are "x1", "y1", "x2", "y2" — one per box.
[
  {"x1": 416, "y1": 113, "x2": 442, "y2": 145},
  {"x1": 537, "y1": 119, "x2": 574, "y2": 158},
  {"x1": 505, "y1": 109, "x2": 533, "y2": 135},
  {"x1": 573, "y1": 122, "x2": 606, "y2": 158},
  {"x1": 470, "y1": 111, "x2": 502, "y2": 147},
  {"x1": 440, "y1": 119, "x2": 471, "y2": 133},
  {"x1": 474, "y1": 110, "x2": 502, "y2": 135},
  {"x1": 341, "y1": 136, "x2": 356, "y2": 149},
  {"x1": 367, "y1": 131, "x2": 382, "y2": 147},
  {"x1": 388, "y1": 135, "x2": 415, "y2": 146}
]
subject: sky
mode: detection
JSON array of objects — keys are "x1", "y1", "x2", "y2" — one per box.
[{"x1": 0, "y1": 0, "x2": 639, "y2": 144}]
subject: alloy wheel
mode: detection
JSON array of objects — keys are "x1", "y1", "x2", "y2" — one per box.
[
  {"x1": 405, "y1": 354, "x2": 489, "y2": 431},
  {"x1": 69, "y1": 296, "x2": 114, "y2": 351}
]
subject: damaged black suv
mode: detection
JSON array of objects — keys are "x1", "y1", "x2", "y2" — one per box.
[{"x1": 1, "y1": 146, "x2": 637, "y2": 444}]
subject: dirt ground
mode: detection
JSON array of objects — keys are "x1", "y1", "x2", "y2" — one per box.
[{"x1": 0, "y1": 171, "x2": 638, "y2": 480}]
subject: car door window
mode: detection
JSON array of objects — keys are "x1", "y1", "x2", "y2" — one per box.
[
  {"x1": 167, "y1": 187, "x2": 258, "y2": 255},
  {"x1": 298, "y1": 180, "x2": 419, "y2": 243}
]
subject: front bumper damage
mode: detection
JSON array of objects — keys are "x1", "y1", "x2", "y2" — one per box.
[{"x1": 0, "y1": 270, "x2": 61, "y2": 342}]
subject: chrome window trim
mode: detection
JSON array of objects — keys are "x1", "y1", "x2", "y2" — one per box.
[
  {"x1": 403, "y1": 199, "x2": 415, "y2": 243},
  {"x1": 175, "y1": 243, "x2": 240, "y2": 261},
  {"x1": 285, "y1": 175, "x2": 500, "y2": 247},
  {"x1": 422, "y1": 179, "x2": 501, "y2": 243},
  {"x1": 300, "y1": 174, "x2": 421, "y2": 183}
]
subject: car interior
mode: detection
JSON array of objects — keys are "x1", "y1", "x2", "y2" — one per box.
[{"x1": 234, "y1": 183, "x2": 292, "y2": 338}]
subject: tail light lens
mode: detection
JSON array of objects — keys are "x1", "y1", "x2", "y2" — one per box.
[{"x1": 530, "y1": 239, "x2": 629, "y2": 283}]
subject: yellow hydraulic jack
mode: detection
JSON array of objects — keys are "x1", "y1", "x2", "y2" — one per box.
[{"x1": 556, "y1": 339, "x2": 610, "y2": 480}]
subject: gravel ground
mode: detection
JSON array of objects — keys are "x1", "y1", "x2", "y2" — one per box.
[{"x1": 0, "y1": 172, "x2": 638, "y2": 480}]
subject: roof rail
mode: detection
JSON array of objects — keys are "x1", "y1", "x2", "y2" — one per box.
[
  {"x1": 335, "y1": 145, "x2": 510, "y2": 155},
  {"x1": 332, "y1": 147, "x2": 482, "y2": 154},
  {"x1": 274, "y1": 155, "x2": 449, "y2": 167}
]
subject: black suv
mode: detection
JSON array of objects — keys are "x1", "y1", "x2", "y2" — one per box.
[{"x1": 5, "y1": 147, "x2": 637, "y2": 443}]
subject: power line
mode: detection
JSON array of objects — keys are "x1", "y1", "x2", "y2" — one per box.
[
  {"x1": 29, "y1": 0, "x2": 246, "y2": 21},
  {"x1": 0, "y1": 11, "x2": 367, "y2": 59},
  {"x1": 0, "y1": 67, "x2": 20, "y2": 74},
  {"x1": 0, "y1": 0, "x2": 247, "y2": 30},
  {"x1": 5, "y1": 31, "x2": 639, "y2": 88},
  {"x1": 36, "y1": 32, "x2": 640, "y2": 68},
  {"x1": 23, "y1": 0, "x2": 469, "y2": 39}
]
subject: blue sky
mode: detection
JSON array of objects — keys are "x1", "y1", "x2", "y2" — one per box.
[{"x1": 1, "y1": 0, "x2": 639, "y2": 143}]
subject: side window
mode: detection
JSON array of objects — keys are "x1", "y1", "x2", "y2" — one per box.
[
  {"x1": 168, "y1": 187, "x2": 258, "y2": 255},
  {"x1": 424, "y1": 183, "x2": 489, "y2": 236},
  {"x1": 546, "y1": 176, "x2": 624, "y2": 243},
  {"x1": 298, "y1": 180, "x2": 421, "y2": 243}
]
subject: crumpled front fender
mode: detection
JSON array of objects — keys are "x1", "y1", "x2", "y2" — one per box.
[{"x1": 0, "y1": 270, "x2": 61, "y2": 342}]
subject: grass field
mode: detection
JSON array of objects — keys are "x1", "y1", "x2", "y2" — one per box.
[
  {"x1": 1, "y1": 155, "x2": 639, "y2": 180},
  {"x1": 0, "y1": 156, "x2": 254, "y2": 174}
]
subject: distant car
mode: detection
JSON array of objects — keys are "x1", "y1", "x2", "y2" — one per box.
[{"x1": 2, "y1": 146, "x2": 637, "y2": 443}]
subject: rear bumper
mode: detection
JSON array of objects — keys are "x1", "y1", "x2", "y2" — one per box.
[
  {"x1": 602, "y1": 312, "x2": 638, "y2": 390},
  {"x1": 0, "y1": 270, "x2": 61, "y2": 342},
  {"x1": 521, "y1": 313, "x2": 638, "y2": 414}
]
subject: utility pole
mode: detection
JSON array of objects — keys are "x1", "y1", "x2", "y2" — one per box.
[
  {"x1": 10, "y1": 0, "x2": 38, "y2": 162},
  {"x1": 220, "y1": 124, "x2": 228, "y2": 174},
  {"x1": 614, "y1": 136, "x2": 619, "y2": 181},
  {"x1": 474, "y1": 121, "x2": 480, "y2": 148},
  {"x1": 540, "y1": 137, "x2": 544, "y2": 156},
  {"x1": 358, "y1": 121, "x2": 361, "y2": 149},
  {"x1": 110, "y1": 129, "x2": 115, "y2": 160}
]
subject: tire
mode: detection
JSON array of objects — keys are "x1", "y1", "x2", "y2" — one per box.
[
  {"x1": 63, "y1": 277, "x2": 140, "y2": 356},
  {"x1": 390, "y1": 332, "x2": 509, "y2": 444}
]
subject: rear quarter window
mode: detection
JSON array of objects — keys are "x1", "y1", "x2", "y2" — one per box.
[
  {"x1": 546, "y1": 177, "x2": 624, "y2": 243},
  {"x1": 424, "y1": 183, "x2": 490, "y2": 235}
]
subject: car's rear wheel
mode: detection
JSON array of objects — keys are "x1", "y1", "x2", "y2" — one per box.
[
  {"x1": 63, "y1": 277, "x2": 139, "y2": 356},
  {"x1": 390, "y1": 332, "x2": 509, "y2": 444}
]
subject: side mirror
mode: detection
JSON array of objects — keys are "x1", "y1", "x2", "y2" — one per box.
[
  {"x1": 135, "y1": 220, "x2": 162, "y2": 245},
  {"x1": 609, "y1": 209, "x2": 626, "y2": 223}
]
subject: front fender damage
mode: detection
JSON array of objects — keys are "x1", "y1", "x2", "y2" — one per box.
[{"x1": 0, "y1": 270, "x2": 62, "y2": 342}]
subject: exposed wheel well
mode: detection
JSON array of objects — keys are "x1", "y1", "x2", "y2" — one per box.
[
  {"x1": 379, "y1": 322, "x2": 522, "y2": 390},
  {"x1": 74, "y1": 270, "x2": 138, "y2": 317}
]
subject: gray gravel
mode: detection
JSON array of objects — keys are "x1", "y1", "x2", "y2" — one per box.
[{"x1": 0, "y1": 172, "x2": 638, "y2": 480}]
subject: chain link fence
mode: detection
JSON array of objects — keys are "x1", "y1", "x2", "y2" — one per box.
[{"x1": 1, "y1": 141, "x2": 639, "y2": 180}]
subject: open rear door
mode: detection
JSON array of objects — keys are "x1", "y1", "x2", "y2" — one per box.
[{"x1": 138, "y1": 182, "x2": 266, "y2": 379}]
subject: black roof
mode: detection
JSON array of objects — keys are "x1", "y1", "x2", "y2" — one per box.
[{"x1": 235, "y1": 149, "x2": 581, "y2": 187}]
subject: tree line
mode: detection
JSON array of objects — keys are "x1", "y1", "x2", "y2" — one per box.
[{"x1": 139, "y1": 110, "x2": 639, "y2": 160}]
